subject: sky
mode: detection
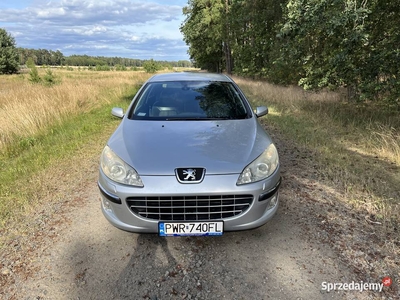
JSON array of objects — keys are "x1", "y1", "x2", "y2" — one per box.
[{"x1": 0, "y1": 0, "x2": 190, "y2": 61}]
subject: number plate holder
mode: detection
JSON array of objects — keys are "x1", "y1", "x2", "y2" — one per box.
[{"x1": 159, "y1": 221, "x2": 224, "y2": 237}]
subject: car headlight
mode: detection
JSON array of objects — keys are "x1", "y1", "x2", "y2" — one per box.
[
  {"x1": 100, "y1": 145, "x2": 143, "y2": 187},
  {"x1": 237, "y1": 143, "x2": 279, "y2": 185}
]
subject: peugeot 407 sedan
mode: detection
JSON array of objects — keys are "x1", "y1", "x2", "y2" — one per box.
[{"x1": 98, "y1": 72, "x2": 281, "y2": 236}]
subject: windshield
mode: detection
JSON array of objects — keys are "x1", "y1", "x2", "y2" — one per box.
[{"x1": 129, "y1": 81, "x2": 251, "y2": 120}]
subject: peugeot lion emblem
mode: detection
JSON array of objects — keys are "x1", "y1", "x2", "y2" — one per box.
[
  {"x1": 175, "y1": 168, "x2": 205, "y2": 184},
  {"x1": 183, "y1": 169, "x2": 196, "y2": 181}
]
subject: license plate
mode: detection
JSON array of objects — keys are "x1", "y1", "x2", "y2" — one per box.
[{"x1": 159, "y1": 221, "x2": 223, "y2": 237}]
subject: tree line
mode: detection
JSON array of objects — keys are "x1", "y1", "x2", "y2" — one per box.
[
  {"x1": 63, "y1": 55, "x2": 192, "y2": 69},
  {"x1": 181, "y1": 0, "x2": 400, "y2": 104},
  {"x1": 17, "y1": 49, "x2": 192, "y2": 68},
  {"x1": 1, "y1": 28, "x2": 192, "y2": 74}
]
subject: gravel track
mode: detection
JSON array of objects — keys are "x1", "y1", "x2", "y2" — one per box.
[{"x1": 1, "y1": 127, "x2": 397, "y2": 300}]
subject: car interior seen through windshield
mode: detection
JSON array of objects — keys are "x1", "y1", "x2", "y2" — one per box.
[{"x1": 129, "y1": 81, "x2": 250, "y2": 120}]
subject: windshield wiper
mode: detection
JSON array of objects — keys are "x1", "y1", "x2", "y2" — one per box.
[
  {"x1": 165, "y1": 117, "x2": 233, "y2": 121},
  {"x1": 165, "y1": 117, "x2": 204, "y2": 121}
]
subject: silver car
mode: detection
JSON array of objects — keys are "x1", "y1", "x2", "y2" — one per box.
[{"x1": 98, "y1": 72, "x2": 281, "y2": 236}]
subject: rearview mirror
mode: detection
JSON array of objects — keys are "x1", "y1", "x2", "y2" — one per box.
[
  {"x1": 255, "y1": 106, "x2": 268, "y2": 118},
  {"x1": 111, "y1": 107, "x2": 124, "y2": 119}
]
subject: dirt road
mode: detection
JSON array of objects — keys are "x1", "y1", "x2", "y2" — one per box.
[{"x1": 1, "y1": 130, "x2": 396, "y2": 300}]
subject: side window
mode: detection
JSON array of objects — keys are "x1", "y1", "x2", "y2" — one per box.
[{"x1": 131, "y1": 84, "x2": 163, "y2": 118}]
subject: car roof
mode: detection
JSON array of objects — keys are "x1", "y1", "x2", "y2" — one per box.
[{"x1": 147, "y1": 72, "x2": 232, "y2": 83}]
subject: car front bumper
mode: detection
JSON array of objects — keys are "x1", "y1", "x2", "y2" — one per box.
[{"x1": 98, "y1": 169, "x2": 281, "y2": 233}]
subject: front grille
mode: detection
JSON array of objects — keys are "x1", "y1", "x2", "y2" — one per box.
[{"x1": 126, "y1": 195, "x2": 253, "y2": 221}]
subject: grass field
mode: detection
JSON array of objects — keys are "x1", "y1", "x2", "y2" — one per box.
[
  {"x1": 235, "y1": 77, "x2": 399, "y2": 226},
  {"x1": 0, "y1": 69, "x2": 150, "y2": 151},
  {"x1": 0, "y1": 69, "x2": 398, "y2": 233},
  {"x1": 0, "y1": 69, "x2": 152, "y2": 230}
]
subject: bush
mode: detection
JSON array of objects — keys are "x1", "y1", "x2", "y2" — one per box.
[
  {"x1": 96, "y1": 64, "x2": 111, "y2": 71},
  {"x1": 143, "y1": 59, "x2": 161, "y2": 73},
  {"x1": 115, "y1": 64, "x2": 127, "y2": 71}
]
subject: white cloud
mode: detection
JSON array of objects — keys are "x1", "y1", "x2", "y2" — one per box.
[
  {"x1": 0, "y1": 0, "x2": 189, "y2": 61},
  {"x1": 35, "y1": 7, "x2": 66, "y2": 18},
  {"x1": 6, "y1": 0, "x2": 182, "y2": 26}
]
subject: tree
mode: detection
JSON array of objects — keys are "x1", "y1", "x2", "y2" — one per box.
[
  {"x1": 228, "y1": 0, "x2": 284, "y2": 79},
  {"x1": 181, "y1": 0, "x2": 399, "y2": 105},
  {"x1": 278, "y1": 0, "x2": 400, "y2": 104},
  {"x1": 360, "y1": 0, "x2": 400, "y2": 103},
  {"x1": 180, "y1": 0, "x2": 285, "y2": 76},
  {"x1": 181, "y1": 0, "x2": 226, "y2": 72},
  {"x1": 42, "y1": 68, "x2": 58, "y2": 86},
  {"x1": 0, "y1": 28, "x2": 19, "y2": 74},
  {"x1": 278, "y1": 0, "x2": 370, "y2": 92},
  {"x1": 27, "y1": 58, "x2": 41, "y2": 83}
]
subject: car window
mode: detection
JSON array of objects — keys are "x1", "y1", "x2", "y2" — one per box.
[{"x1": 130, "y1": 81, "x2": 250, "y2": 120}]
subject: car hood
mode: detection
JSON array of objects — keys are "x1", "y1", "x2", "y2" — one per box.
[{"x1": 107, "y1": 118, "x2": 272, "y2": 175}]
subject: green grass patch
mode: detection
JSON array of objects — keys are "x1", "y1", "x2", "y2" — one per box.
[{"x1": 0, "y1": 85, "x2": 138, "y2": 228}]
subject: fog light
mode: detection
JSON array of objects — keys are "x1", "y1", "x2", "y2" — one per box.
[
  {"x1": 102, "y1": 198, "x2": 113, "y2": 213},
  {"x1": 266, "y1": 194, "x2": 278, "y2": 210}
]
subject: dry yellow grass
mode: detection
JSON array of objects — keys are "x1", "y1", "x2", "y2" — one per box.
[
  {"x1": 0, "y1": 69, "x2": 151, "y2": 151},
  {"x1": 0, "y1": 69, "x2": 153, "y2": 231},
  {"x1": 234, "y1": 76, "x2": 342, "y2": 108},
  {"x1": 235, "y1": 76, "x2": 400, "y2": 165}
]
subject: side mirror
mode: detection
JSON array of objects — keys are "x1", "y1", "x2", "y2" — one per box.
[
  {"x1": 111, "y1": 107, "x2": 124, "y2": 119},
  {"x1": 255, "y1": 106, "x2": 268, "y2": 118}
]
